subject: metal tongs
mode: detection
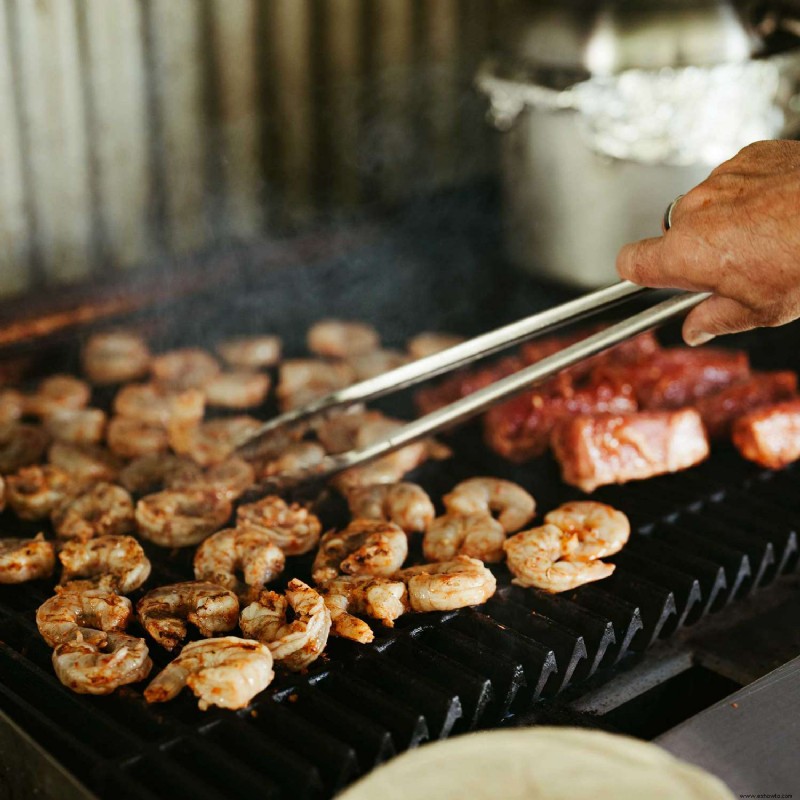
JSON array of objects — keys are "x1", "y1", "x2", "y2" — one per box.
[{"x1": 236, "y1": 282, "x2": 709, "y2": 492}]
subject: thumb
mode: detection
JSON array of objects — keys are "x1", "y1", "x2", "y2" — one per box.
[{"x1": 682, "y1": 295, "x2": 758, "y2": 346}]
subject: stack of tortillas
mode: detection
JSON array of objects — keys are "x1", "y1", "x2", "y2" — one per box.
[{"x1": 338, "y1": 727, "x2": 734, "y2": 800}]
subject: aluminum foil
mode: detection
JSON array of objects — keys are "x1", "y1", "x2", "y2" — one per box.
[
  {"x1": 572, "y1": 61, "x2": 785, "y2": 166},
  {"x1": 478, "y1": 56, "x2": 798, "y2": 166}
]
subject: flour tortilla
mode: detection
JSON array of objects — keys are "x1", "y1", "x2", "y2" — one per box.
[{"x1": 337, "y1": 727, "x2": 734, "y2": 800}]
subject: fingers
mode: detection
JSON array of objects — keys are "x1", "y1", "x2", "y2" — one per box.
[
  {"x1": 681, "y1": 295, "x2": 759, "y2": 346},
  {"x1": 616, "y1": 236, "x2": 711, "y2": 292}
]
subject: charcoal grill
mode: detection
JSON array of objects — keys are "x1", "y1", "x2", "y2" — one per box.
[{"x1": 1, "y1": 188, "x2": 799, "y2": 800}]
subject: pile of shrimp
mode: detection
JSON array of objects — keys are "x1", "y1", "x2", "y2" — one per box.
[{"x1": 0, "y1": 321, "x2": 630, "y2": 711}]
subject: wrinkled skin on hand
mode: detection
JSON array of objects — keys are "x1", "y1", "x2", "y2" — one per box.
[{"x1": 617, "y1": 140, "x2": 800, "y2": 346}]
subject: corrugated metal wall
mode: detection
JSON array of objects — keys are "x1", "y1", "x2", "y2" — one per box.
[{"x1": 0, "y1": 0, "x2": 499, "y2": 297}]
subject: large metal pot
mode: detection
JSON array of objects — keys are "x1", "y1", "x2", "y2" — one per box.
[{"x1": 482, "y1": 0, "x2": 800, "y2": 288}]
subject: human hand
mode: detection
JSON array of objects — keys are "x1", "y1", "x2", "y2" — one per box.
[{"x1": 616, "y1": 140, "x2": 800, "y2": 346}]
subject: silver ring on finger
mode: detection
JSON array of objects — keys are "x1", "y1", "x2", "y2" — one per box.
[{"x1": 662, "y1": 194, "x2": 685, "y2": 233}]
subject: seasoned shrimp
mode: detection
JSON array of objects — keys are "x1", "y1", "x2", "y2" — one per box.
[
  {"x1": 167, "y1": 416, "x2": 261, "y2": 466},
  {"x1": 194, "y1": 527, "x2": 285, "y2": 601},
  {"x1": 6, "y1": 465, "x2": 77, "y2": 520},
  {"x1": 407, "y1": 332, "x2": 465, "y2": 360},
  {"x1": 276, "y1": 359, "x2": 356, "y2": 411},
  {"x1": 443, "y1": 478, "x2": 536, "y2": 533},
  {"x1": 59, "y1": 535, "x2": 151, "y2": 593},
  {"x1": 135, "y1": 489, "x2": 232, "y2": 547},
  {"x1": 307, "y1": 319, "x2": 380, "y2": 358},
  {"x1": 144, "y1": 636, "x2": 274, "y2": 710},
  {"x1": 261, "y1": 442, "x2": 326, "y2": 478},
  {"x1": 25, "y1": 375, "x2": 91, "y2": 417},
  {"x1": 240, "y1": 579, "x2": 331, "y2": 671},
  {"x1": 43, "y1": 408, "x2": 106, "y2": 445},
  {"x1": 503, "y1": 524, "x2": 615, "y2": 593},
  {"x1": 36, "y1": 583, "x2": 133, "y2": 647},
  {"x1": 347, "y1": 349, "x2": 408, "y2": 380},
  {"x1": 236, "y1": 495, "x2": 322, "y2": 556},
  {"x1": 312, "y1": 519, "x2": 408, "y2": 585},
  {"x1": 137, "y1": 581, "x2": 239, "y2": 651},
  {"x1": 51, "y1": 482, "x2": 135, "y2": 541},
  {"x1": 0, "y1": 534, "x2": 55, "y2": 583},
  {"x1": 113, "y1": 383, "x2": 205, "y2": 427},
  {"x1": 346, "y1": 482, "x2": 435, "y2": 534},
  {"x1": 544, "y1": 501, "x2": 630, "y2": 561},
  {"x1": 48, "y1": 441, "x2": 121, "y2": 483},
  {"x1": 399, "y1": 556, "x2": 497, "y2": 612},
  {"x1": 151, "y1": 348, "x2": 220, "y2": 390},
  {"x1": 319, "y1": 575, "x2": 408, "y2": 643},
  {"x1": 168, "y1": 457, "x2": 255, "y2": 502},
  {"x1": 423, "y1": 513, "x2": 507, "y2": 563},
  {"x1": 204, "y1": 371, "x2": 270, "y2": 409},
  {"x1": 53, "y1": 631, "x2": 152, "y2": 695},
  {"x1": 0, "y1": 423, "x2": 49, "y2": 474},
  {"x1": 0, "y1": 389, "x2": 24, "y2": 425},
  {"x1": 82, "y1": 330, "x2": 151, "y2": 384},
  {"x1": 106, "y1": 416, "x2": 169, "y2": 458},
  {"x1": 118, "y1": 453, "x2": 201, "y2": 496},
  {"x1": 216, "y1": 334, "x2": 282, "y2": 369}
]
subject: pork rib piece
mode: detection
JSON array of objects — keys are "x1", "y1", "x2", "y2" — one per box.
[
  {"x1": 697, "y1": 371, "x2": 797, "y2": 438},
  {"x1": 483, "y1": 375, "x2": 637, "y2": 462},
  {"x1": 551, "y1": 409, "x2": 710, "y2": 492},
  {"x1": 732, "y1": 399, "x2": 800, "y2": 469},
  {"x1": 593, "y1": 347, "x2": 750, "y2": 410}
]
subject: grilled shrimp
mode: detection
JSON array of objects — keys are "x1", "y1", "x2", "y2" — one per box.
[
  {"x1": 51, "y1": 482, "x2": 135, "y2": 541},
  {"x1": 347, "y1": 349, "x2": 407, "y2": 380},
  {"x1": 43, "y1": 408, "x2": 106, "y2": 445},
  {"x1": 503, "y1": 524, "x2": 615, "y2": 593},
  {"x1": 307, "y1": 319, "x2": 380, "y2": 358},
  {"x1": 236, "y1": 495, "x2": 322, "y2": 556},
  {"x1": 407, "y1": 332, "x2": 465, "y2": 360},
  {"x1": 118, "y1": 454, "x2": 201, "y2": 496},
  {"x1": 544, "y1": 501, "x2": 630, "y2": 561},
  {"x1": 0, "y1": 423, "x2": 49, "y2": 473},
  {"x1": 113, "y1": 383, "x2": 205, "y2": 427},
  {"x1": 261, "y1": 442, "x2": 326, "y2": 478},
  {"x1": 0, "y1": 534, "x2": 55, "y2": 583},
  {"x1": 312, "y1": 519, "x2": 408, "y2": 585},
  {"x1": 36, "y1": 583, "x2": 133, "y2": 647},
  {"x1": 399, "y1": 556, "x2": 497, "y2": 612},
  {"x1": 106, "y1": 416, "x2": 169, "y2": 458},
  {"x1": 276, "y1": 359, "x2": 355, "y2": 411},
  {"x1": 204, "y1": 371, "x2": 271, "y2": 409},
  {"x1": 0, "y1": 389, "x2": 24, "y2": 425},
  {"x1": 135, "y1": 489, "x2": 232, "y2": 547},
  {"x1": 240, "y1": 579, "x2": 331, "y2": 671},
  {"x1": 168, "y1": 457, "x2": 255, "y2": 502},
  {"x1": 150, "y1": 348, "x2": 220, "y2": 390},
  {"x1": 25, "y1": 375, "x2": 91, "y2": 417},
  {"x1": 6, "y1": 465, "x2": 77, "y2": 520},
  {"x1": 167, "y1": 416, "x2": 261, "y2": 466},
  {"x1": 53, "y1": 631, "x2": 152, "y2": 695},
  {"x1": 345, "y1": 482, "x2": 435, "y2": 534},
  {"x1": 144, "y1": 636, "x2": 274, "y2": 710},
  {"x1": 216, "y1": 335, "x2": 282, "y2": 369},
  {"x1": 137, "y1": 581, "x2": 239, "y2": 651},
  {"x1": 423, "y1": 513, "x2": 507, "y2": 563},
  {"x1": 48, "y1": 441, "x2": 121, "y2": 483},
  {"x1": 193, "y1": 527, "x2": 285, "y2": 601},
  {"x1": 330, "y1": 415, "x2": 431, "y2": 491},
  {"x1": 59, "y1": 535, "x2": 151, "y2": 594},
  {"x1": 319, "y1": 575, "x2": 408, "y2": 643},
  {"x1": 443, "y1": 478, "x2": 536, "y2": 533},
  {"x1": 81, "y1": 330, "x2": 151, "y2": 384}
]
